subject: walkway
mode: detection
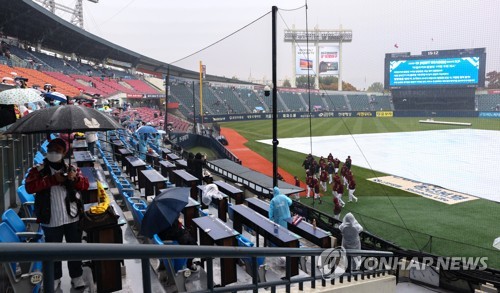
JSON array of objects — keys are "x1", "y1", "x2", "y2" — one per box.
[{"x1": 221, "y1": 127, "x2": 306, "y2": 195}]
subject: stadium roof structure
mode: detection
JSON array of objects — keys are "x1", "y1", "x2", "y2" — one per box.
[{"x1": 0, "y1": 0, "x2": 253, "y2": 84}]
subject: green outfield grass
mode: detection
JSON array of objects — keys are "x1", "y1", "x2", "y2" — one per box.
[{"x1": 221, "y1": 117, "x2": 500, "y2": 268}]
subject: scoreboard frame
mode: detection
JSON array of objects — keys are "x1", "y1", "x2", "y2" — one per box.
[{"x1": 384, "y1": 48, "x2": 486, "y2": 90}]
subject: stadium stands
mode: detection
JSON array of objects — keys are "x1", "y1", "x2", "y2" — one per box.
[
  {"x1": 0, "y1": 64, "x2": 81, "y2": 96},
  {"x1": 477, "y1": 94, "x2": 500, "y2": 111},
  {"x1": 370, "y1": 95, "x2": 393, "y2": 111},
  {"x1": 123, "y1": 79, "x2": 160, "y2": 95},
  {"x1": 322, "y1": 93, "x2": 348, "y2": 111},
  {"x1": 347, "y1": 94, "x2": 371, "y2": 111},
  {"x1": 307, "y1": 93, "x2": 325, "y2": 112},
  {"x1": 169, "y1": 83, "x2": 198, "y2": 118},
  {"x1": 121, "y1": 107, "x2": 191, "y2": 132},
  {"x1": 201, "y1": 85, "x2": 226, "y2": 114},
  {"x1": 259, "y1": 89, "x2": 286, "y2": 112},
  {"x1": 278, "y1": 91, "x2": 306, "y2": 111},
  {"x1": 216, "y1": 87, "x2": 248, "y2": 113}
]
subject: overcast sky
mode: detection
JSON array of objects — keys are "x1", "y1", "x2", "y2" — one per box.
[{"x1": 52, "y1": 0, "x2": 500, "y2": 89}]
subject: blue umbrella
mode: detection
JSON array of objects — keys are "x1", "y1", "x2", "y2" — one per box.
[
  {"x1": 140, "y1": 187, "x2": 190, "y2": 238},
  {"x1": 43, "y1": 92, "x2": 67, "y2": 103},
  {"x1": 136, "y1": 125, "x2": 158, "y2": 134}
]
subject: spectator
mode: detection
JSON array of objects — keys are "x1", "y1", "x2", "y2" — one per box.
[
  {"x1": 269, "y1": 186, "x2": 292, "y2": 228},
  {"x1": 158, "y1": 216, "x2": 198, "y2": 270},
  {"x1": 186, "y1": 152, "x2": 195, "y2": 176},
  {"x1": 192, "y1": 153, "x2": 206, "y2": 184},
  {"x1": 85, "y1": 132, "x2": 98, "y2": 156},
  {"x1": 339, "y1": 213, "x2": 363, "y2": 269},
  {"x1": 25, "y1": 138, "x2": 89, "y2": 290}
]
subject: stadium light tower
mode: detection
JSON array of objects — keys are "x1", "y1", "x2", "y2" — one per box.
[{"x1": 34, "y1": 0, "x2": 98, "y2": 29}]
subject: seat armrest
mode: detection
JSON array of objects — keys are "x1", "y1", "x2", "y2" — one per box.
[
  {"x1": 16, "y1": 232, "x2": 44, "y2": 241},
  {"x1": 20, "y1": 218, "x2": 38, "y2": 224}
]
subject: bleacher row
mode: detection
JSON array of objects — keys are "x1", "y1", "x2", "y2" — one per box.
[
  {"x1": 1, "y1": 46, "x2": 161, "y2": 97},
  {"x1": 166, "y1": 83, "x2": 395, "y2": 114},
  {"x1": 101, "y1": 129, "x2": 269, "y2": 289},
  {"x1": 120, "y1": 107, "x2": 192, "y2": 133}
]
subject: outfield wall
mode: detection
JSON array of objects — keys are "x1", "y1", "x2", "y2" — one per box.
[{"x1": 201, "y1": 110, "x2": 498, "y2": 122}]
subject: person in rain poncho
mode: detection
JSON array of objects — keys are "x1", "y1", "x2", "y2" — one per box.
[
  {"x1": 339, "y1": 212, "x2": 363, "y2": 269},
  {"x1": 137, "y1": 134, "x2": 148, "y2": 160},
  {"x1": 269, "y1": 186, "x2": 292, "y2": 228}
]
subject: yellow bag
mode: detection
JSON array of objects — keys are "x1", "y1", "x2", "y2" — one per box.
[{"x1": 89, "y1": 181, "x2": 110, "y2": 214}]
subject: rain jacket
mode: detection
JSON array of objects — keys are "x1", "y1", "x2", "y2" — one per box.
[
  {"x1": 339, "y1": 212, "x2": 363, "y2": 249},
  {"x1": 269, "y1": 187, "x2": 292, "y2": 227}
]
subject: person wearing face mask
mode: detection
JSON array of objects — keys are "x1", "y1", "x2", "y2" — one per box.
[{"x1": 25, "y1": 138, "x2": 89, "y2": 290}]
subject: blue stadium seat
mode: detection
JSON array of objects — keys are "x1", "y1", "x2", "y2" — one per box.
[
  {"x1": 17, "y1": 186, "x2": 35, "y2": 218},
  {"x1": 0, "y1": 223, "x2": 43, "y2": 293},
  {"x1": 1, "y1": 209, "x2": 43, "y2": 242},
  {"x1": 236, "y1": 235, "x2": 267, "y2": 282},
  {"x1": 152, "y1": 234, "x2": 188, "y2": 272}
]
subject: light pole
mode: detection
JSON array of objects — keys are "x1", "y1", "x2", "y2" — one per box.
[
  {"x1": 271, "y1": 6, "x2": 278, "y2": 188},
  {"x1": 192, "y1": 81, "x2": 197, "y2": 134},
  {"x1": 163, "y1": 66, "x2": 170, "y2": 133}
]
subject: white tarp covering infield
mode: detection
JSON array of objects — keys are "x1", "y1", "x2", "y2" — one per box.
[{"x1": 258, "y1": 128, "x2": 500, "y2": 203}]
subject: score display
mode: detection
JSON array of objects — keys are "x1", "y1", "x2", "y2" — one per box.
[{"x1": 385, "y1": 48, "x2": 486, "y2": 89}]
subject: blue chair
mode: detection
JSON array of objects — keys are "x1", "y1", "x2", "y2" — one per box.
[
  {"x1": 236, "y1": 235, "x2": 267, "y2": 282},
  {"x1": 17, "y1": 186, "x2": 35, "y2": 218},
  {"x1": 40, "y1": 140, "x2": 49, "y2": 154},
  {"x1": 0, "y1": 223, "x2": 43, "y2": 293},
  {"x1": 131, "y1": 202, "x2": 147, "y2": 227},
  {"x1": 152, "y1": 234, "x2": 187, "y2": 272},
  {"x1": 1, "y1": 209, "x2": 43, "y2": 242},
  {"x1": 33, "y1": 152, "x2": 44, "y2": 165},
  {"x1": 152, "y1": 233, "x2": 204, "y2": 293}
]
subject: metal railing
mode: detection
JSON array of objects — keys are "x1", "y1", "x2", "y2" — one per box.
[
  {"x1": 0, "y1": 242, "x2": 394, "y2": 293},
  {"x1": 0, "y1": 133, "x2": 46, "y2": 212}
]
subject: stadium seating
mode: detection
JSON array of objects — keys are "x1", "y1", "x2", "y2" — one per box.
[
  {"x1": 371, "y1": 95, "x2": 393, "y2": 111},
  {"x1": 322, "y1": 94, "x2": 348, "y2": 111},
  {"x1": 123, "y1": 79, "x2": 161, "y2": 94},
  {"x1": 0, "y1": 223, "x2": 43, "y2": 293},
  {"x1": 278, "y1": 91, "x2": 306, "y2": 111},
  {"x1": 347, "y1": 94, "x2": 371, "y2": 111},
  {"x1": 239, "y1": 89, "x2": 268, "y2": 112},
  {"x1": 0, "y1": 64, "x2": 81, "y2": 96},
  {"x1": 17, "y1": 186, "x2": 35, "y2": 218},
  {"x1": 259, "y1": 89, "x2": 286, "y2": 112},
  {"x1": 1, "y1": 209, "x2": 43, "y2": 242},
  {"x1": 201, "y1": 84, "x2": 227, "y2": 114},
  {"x1": 217, "y1": 87, "x2": 248, "y2": 113},
  {"x1": 170, "y1": 83, "x2": 200, "y2": 117},
  {"x1": 477, "y1": 94, "x2": 500, "y2": 111}
]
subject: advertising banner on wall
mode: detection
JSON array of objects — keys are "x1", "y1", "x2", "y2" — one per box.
[
  {"x1": 296, "y1": 45, "x2": 316, "y2": 75},
  {"x1": 318, "y1": 46, "x2": 339, "y2": 75}
]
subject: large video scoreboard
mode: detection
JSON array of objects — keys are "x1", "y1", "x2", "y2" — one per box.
[{"x1": 384, "y1": 48, "x2": 486, "y2": 89}]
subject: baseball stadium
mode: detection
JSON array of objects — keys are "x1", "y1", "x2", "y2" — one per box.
[{"x1": 0, "y1": 1, "x2": 499, "y2": 293}]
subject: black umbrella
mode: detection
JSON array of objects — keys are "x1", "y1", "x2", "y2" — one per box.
[
  {"x1": 140, "y1": 187, "x2": 190, "y2": 238},
  {"x1": 5, "y1": 105, "x2": 123, "y2": 134}
]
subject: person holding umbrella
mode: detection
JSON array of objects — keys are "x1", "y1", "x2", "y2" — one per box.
[
  {"x1": 25, "y1": 138, "x2": 89, "y2": 290},
  {"x1": 157, "y1": 216, "x2": 198, "y2": 270},
  {"x1": 141, "y1": 187, "x2": 198, "y2": 270}
]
